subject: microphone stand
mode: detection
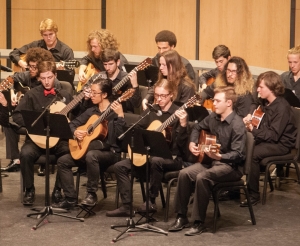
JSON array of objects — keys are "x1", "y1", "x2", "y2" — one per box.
[
  {"x1": 111, "y1": 110, "x2": 168, "y2": 242},
  {"x1": 27, "y1": 93, "x2": 84, "y2": 230}
]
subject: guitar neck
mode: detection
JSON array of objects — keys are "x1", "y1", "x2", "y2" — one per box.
[
  {"x1": 112, "y1": 68, "x2": 137, "y2": 93},
  {"x1": 59, "y1": 91, "x2": 85, "y2": 116}
]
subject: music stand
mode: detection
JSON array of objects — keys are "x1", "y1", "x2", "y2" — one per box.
[
  {"x1": 21, "y1": 110, "x2": 84, "y2": 229},
  {"x1": 111, "y1": 128, "x2": 169, "y2": 242}
]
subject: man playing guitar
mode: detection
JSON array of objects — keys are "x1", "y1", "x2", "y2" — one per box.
[{"x1": 169, "y1": 86, "x2": 246, "y2": 236}]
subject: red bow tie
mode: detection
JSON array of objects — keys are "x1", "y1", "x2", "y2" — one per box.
[{"x1": 44, "y1": 88, "x2": 56, "y2": 96}]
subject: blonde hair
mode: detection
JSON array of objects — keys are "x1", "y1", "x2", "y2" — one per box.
[
  {"x1": 154, "y1": 78, "x2": 177, "y2": 102},
  {"x1": 287, "y1": 45, "x2": 300, "y2": 57},
  {"x1": 39, "y1": 18, "x2": 58, "y2": 34}
]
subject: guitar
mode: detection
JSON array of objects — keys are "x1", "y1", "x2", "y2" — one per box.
[
  {"x1": 13, "y1": 54, "x2": 80, "y2": 72},
  {"x1": 77, "y1": 63, "x2": 100, "y2": 91},
  {"x1": 14, "y1": 82, "x2": 30, "y2": 104},
  {"x1": 246, "y1": 105, "x2": 264, "y2": 129},
  {"x1": 69, "y1": 88, "x2": 135, "y2": 160},
  {"x1": 201, "y1": 77, "x2": 215, "y2": 112},
  {"x1": 129, "y1": 95, "x2": 200, "y2": 166},
  {"x1": 198, "y1": 130, "x2": 221, "y2": 163},
  {"x1": 28, "y1": 73, "x2": 107, "y2": 149},
  {"x1": 0, "y1": 76, "x2": 14, "y2": 93}
]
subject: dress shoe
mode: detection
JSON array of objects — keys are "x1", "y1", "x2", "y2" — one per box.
[
  {"x1": 136, "y1": 201, "x2": 157, "y2": 213},
  {"x1": 240, "y1": 197, "x2": 260, "y2": 207},
  {"x1": 81, "y1": 192, "x2": 98, "y2": 206},
  {"x1": 52, "y1": 198, "x2": 76, "y2": 209},
  {"x1": 23, "y1": 188, "x2": 35, "y2": 205},
  {"x1": 106, "y1": 205, "x2": 132, "y2": 217},
  {"x1": 37, "y1": 165, "x2": 45, "y2": 176},
  {"x1": 168, "y1": 216, "x2": 190, "y2": 232},
  {"x1": 185, "y1": 222, "x2": 206, "y2": 236},
  {"x1": 1, "y1": 160, "x2": 20, "y2": 172},
  {"x1": 52, "y1": 189, "x2": 63, "y2": 204}
]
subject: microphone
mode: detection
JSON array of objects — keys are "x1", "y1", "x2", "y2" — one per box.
[
  {"x1": 55, "y1": 88, "x2": 66, "y2": 103},
  {"x1": 1, "y1": 65, "x2": 13, "y2": 72},
  {"x1": 145, "y1": 103, "x2": 162, "y2": 116}
]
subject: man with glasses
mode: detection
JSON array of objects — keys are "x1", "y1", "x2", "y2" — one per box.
[{"x1": 12, "y1": 61, "x2": 73, "y2": 205}]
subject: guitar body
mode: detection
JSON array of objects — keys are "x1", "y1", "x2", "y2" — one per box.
[
  {"x1": 128, "y1": 120, "x2": 166, "y2": 167},
  {"x1": 69, "y1": 115, "x2": 108, "y2": 160},
  {"x1": 202, "y1": 77, "x2": 215, "y2": 112},
  {"x1": 251, "y1": 106, "x2": 264, "y2": 129},
  {"x1": 77, "y1": 63, "x2": 100, "y2": 91},
  {"x1": 198, "y1": 130, "x2": 219, "y2": 163},
  {"x1": 28, "y1": 101, "x2": 67, "y2": 149}
]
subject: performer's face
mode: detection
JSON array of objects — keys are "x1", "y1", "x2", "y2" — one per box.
[
  {"x1": 226, "y1": 62, "x2": 238, "y2": 84},
  {"x1": 215, "y1": 56, "x2": 230, "y2": 72},
  {"x1": 156, "y1": 42, "x2": 174, "y2": 55},
  {"x1": 39, "y1": 71, "x2": 56, "y2": 90},
  {"x1": 287, "y1": 54, "x2": 300, "y2": 75},
  {"x1": 257, "y1": 79, "x2": 273, "y2": 100},
  {"x1": 90, "y1": 38, "x2": 102, "y2": 58},
  {"x1": 159, "y1": 57, "x2": 168, "y2": 76},
  {"x1": 41, "y1": 30, "x2": 57, "y2": 48},
  {"x1": 90, "y1": 84, "x2": 105, "y2": 104},
  {"x1": 213, "y1": 92, "x2": 231, "y2": 115},
  {"x1": 28, "y1": 61, "x2": 38, "y2": 78},
  {"x1": 103, "y1": 59, "x2": 120, "y2": 76},
  {"x1": 154, "y1": 86, "x2": 172, "y2": 111}
]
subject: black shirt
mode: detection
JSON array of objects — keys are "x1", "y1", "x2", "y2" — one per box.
[{"x1": 190, "y1": 111, "x2": 246, "y2": 165}]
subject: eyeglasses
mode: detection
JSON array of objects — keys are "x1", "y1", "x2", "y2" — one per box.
[
  {"x1": 28, "y1": 65, "x2": 37, "y2": 71},
  {"x1": 154, "y1": 93, "x2": 170, "y2": 99},
  {"x1": 90, "y1": 91, "x2": 103, "y2": 96},
  {"x1": 39, "y1": 75, "x2": 54, "y2": 81},
  {"x1": 226, "y1": 69, "x2": 237, "y2": 75}
]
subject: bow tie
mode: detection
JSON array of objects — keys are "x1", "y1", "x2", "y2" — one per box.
[{"x1": 44, "y1": 88, "x2": 56, "y2": 96}]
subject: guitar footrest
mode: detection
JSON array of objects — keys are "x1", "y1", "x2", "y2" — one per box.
[{"x1": 76, "y1": 204, "x2": 96, "y2": 218}]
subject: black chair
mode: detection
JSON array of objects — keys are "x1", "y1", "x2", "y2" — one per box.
[
  {"x1": 260, "y1": 107, "x2": 300, "y2": 205},
  {"x1": 57, "y1": 70, "x2": 75, "y2": 90},
  {"x1": 211, "y1": 132, "x2": 256, "y2": 233}
]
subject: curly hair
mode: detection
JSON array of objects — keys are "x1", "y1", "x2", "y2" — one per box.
[
  {"x1": 158, "y1": 50, "x2": 195, "y2": 91},
  {"x1": 256, "y1": 71, "x2": 284, "y2": 97},
  {"x1": 215, "y1": 56, "x2": 254, "y2": 96},
  {"x1": 155, "y1": 30, "x2": 177, "y2": 47},
  {"x1": 25, "y1": 47, "x2": 54, "y2": 64},
  {"x1": 39, "y1": 18, "x2": 58, "y2": 34},
  {"x1": 87, "y1": 30, "x2": 119, "y2": 58}
]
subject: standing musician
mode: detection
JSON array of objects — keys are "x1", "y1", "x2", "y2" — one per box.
[
  {"x1": 241, "y1": 71, "x2": 297, "y2": 207},
  {"x1": 199, "y1": 56, "x2": 254, "y2": 117},
  {"x1": 77, "y1": 29, "x2": 128, "y2": 89},
  {"x1": 142, "y1": 50, "x2": 196, "y2": 110},
  {"x1": 1, "y1": 47, "x2": 61, "y2": 173},
  {"x1": 12, "y1": 61, "x2": 73, "y2": 205},
  {"x1": 102, "y1": 49, "x2": 141, "y2": 113},
  {"x1": 53, "y1": 79, "x2": 125, "y2": 209},
  {"x1": 199, "y1": 45, "x2": 231, "y2": 89},
  {"x1": 9, "y1": 18, "x2": 74, "y2": 71},
  {"x1": 106, "y1": 78, "x2": 190, "y2": 217},
  {"x1": 169, "y1": 86, "x2": 246, "y2": 236}
]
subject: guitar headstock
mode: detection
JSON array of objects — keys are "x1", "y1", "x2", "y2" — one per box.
[
  {"x1": 183, "y1": 94, "x2": 201, "y2": 109},
  {"x1": 135, "y1": 57, "x2": 152, "y2": 71},
  {"x1": 118, "y1": 88, "x2": 135, "y2": 102},
  {"x1": 0, "y1": 76, "x2": 14, "y2": 92},
  {"x1": 63, "y1": 60, "x2": 80, "y2": 69}
]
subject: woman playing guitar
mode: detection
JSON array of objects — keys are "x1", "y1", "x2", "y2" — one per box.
[{"x1": 53, "y1": 78, "x2": 126, "y2": 209}]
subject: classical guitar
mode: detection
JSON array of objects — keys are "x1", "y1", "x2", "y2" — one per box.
[
  {"x1": 69, "y1": 88, "x2": 135, "y2": 160},
  {"x1": 0, "y1": 76, "x2": 14, "y2": 93},
  {"x1": 129, "y1": 95, "x2": 200, "y2": 166},
  {"x1": 77, "y1": 63, "x2": 100, "y2": 91},
  {"x1": 201, "y1": 77, "x2": 215, "y2": 112},
  {"x1": 198, "y1": 130, "x2": 221, "y2": 163},
  {"x1": 14, "y1": 81, "x2": 30, "y2": 104},
  {"x1": 246, "y1": 105, "x2": 265, "y2": 129}
]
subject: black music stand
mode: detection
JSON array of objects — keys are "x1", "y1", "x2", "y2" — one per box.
[
  {"x1": 21, "y1": 110, "x2": 84, "y2": 229},
  {"x1": 111, "y1": 128, "x2": 169, "y2": 242}
]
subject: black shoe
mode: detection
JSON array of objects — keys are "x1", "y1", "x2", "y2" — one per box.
[
  {"x1": 23, "y1": 188, "x2": 35, "y2": 205},
  {"x1": 106, "y1": 205, "x2": 132, "y2": 217},
  {"x1": 185, "y1": 222, "x2": 206, "y2": 236},
  {"x1": 169, "y1": 216, "x2": 190, "y2": 232},
  {"x1": 52, "y1": 189, "x2": 63, "y2": 204},
  {"x1": 240, "y1": 197, "x2": 260, "y2": 207},
  {"x1": 1, "y1": 160, "x2": 20, "y2": 172},
  {"x1": 81, "y1": 192, "x2": 98, "y2": 206},
  {"x1": 136, "y1": 201, "x2": 157, "y2": 213},
  {"x1": 37, "y1": 165, "x2": 45, "y2": 176},
  {"x1": 52, "y1": 198, "x2": 76, "y2": 209}
]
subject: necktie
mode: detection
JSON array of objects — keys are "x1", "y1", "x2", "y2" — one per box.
[{"x1": 44, "y1": 88, "x2": 56, "y2": 96}]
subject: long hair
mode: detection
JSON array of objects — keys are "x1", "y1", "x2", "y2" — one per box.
[
  {"x1": 215, "y1": 56, "x2": 254, "y2": 96},
  {"x1": 154, "y1": 78, "x2": 177, "y2": 103}
]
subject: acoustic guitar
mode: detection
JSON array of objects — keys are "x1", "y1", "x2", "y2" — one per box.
[
  {"x1": 128, "y1": 95, "x2": 200, "y2": 166},
  {"x1": 69, "y1": 88, "x2": 135, "y2": 160},
  {"x1": 77, "y1": 63, "x2": 100, "y2": 91},
  {"x1": 14, "y1": 82, "x2": 30, "y2": 104},
  {"x1": 0, "y1": 76, "x2": 14, "y2": 93},
  {"x1": 246, "y1": 105, "x2": 265, "y2": 129},
  {"x1": 198, "y1": 130, "x2": 221, "y2": 163},
  {"x1": 201, "y1": 77, "x2": 215, "y2": 112}
]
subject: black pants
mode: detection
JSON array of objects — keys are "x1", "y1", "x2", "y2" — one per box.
[
  {"x1": 57, "y1": 150, "x2": 120, "y2": 199},
  {"x1": 3, "y1": 126, "x2": 19, "y2": 160},
  {"x1": 173, "y1": 161, "x2": 242, "y2": 222}
]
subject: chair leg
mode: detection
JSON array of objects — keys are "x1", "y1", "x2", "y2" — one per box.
[
  {"x1": 100, "y1": 171, "x2": 107, "y2": 198},
  {"x1": 243, "y1": 187, "x2": 256, "y2": 225},
  {"x1": 164, "y1": 178, "x2": 177, "y2": 222},
  {"x1": 262, "y1": 164, "x2": 274, "y2": 205},
  {"x1": 115, "y1": 186, "x2": 119, "y2": 208},
  {"x1": 212, "y1": 189, "x2": 221, "y2": 233},
  {"x1": 75, "y1": 172, "x2": 81, "y2": 204},
  {"x1": 139, "y1": 180, "x2": 146, "y2": 202},
  {"x1": 160, "y1": 184, "x2": 166, "y2": 208}
]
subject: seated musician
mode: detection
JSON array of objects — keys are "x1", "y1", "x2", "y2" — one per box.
[
  {"x1": 106, "y1": 78, "x2": 191, "y2": 217},
  {"x1": 1, "y1": 47, "x2": 62, "y2": 174},
  {"x1": 11, "y1": 61, "x2": 74, "y2": 205},
  {"x1": 241, "y1": 71, "x2": 297, "y2": 207},
  {"x1": 53, "y1": 78, "x2": 126, "y2": 209},
  {"x1": 142, "y1": 49, "x2": 196, "y2": 110},
  {"x1": 102, "y1": 48, "x2": 141, "y2": 113},
  {"x1": 169, "y1": 86, "x2": 246, "y2": 236},
  {"x1": 9, "y1": 18, "x2": 74, "y2": 71},
  {"x1": 199, "y1": 56, "x2": 254, "y2": 117},
  {"x1": 77, "y1": 29, "x2": 128, "y2": 90},
  {"x1": 198, "y1": 45, "x2": 231, "y2": 89}
]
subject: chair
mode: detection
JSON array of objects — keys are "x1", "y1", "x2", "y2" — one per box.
[
  {"x1": 57, "y1": 70, "x2": 75, "y2": 90},
  {"x1": 260, "y1": 107, "x2": 300, "y2": 205},
  {"x1": 134, "y1": 85, "x2": 148, "y2": 115},
  {"x1": 60, "y1": 80, "x2": 74, "y2": 96},
  {"x1": 211, "y1": 132, "x2": 256, "y2": 233}
]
